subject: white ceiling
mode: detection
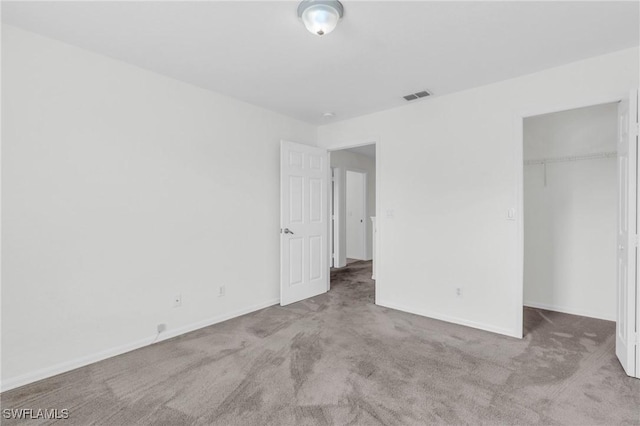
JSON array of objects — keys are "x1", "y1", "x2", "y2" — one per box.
[{"x1": 3, "y1": 1, "x2": 638, "y2": 124}]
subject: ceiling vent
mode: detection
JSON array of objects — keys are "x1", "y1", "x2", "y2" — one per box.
[{"x1": 403, "y1": 90, "x2": 432, "y2": 101}]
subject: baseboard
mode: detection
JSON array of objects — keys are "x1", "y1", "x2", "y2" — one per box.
[
  {"x1": 524, "y1": 301, "x2": 614, "y2": 321},
  {"x1": 376, "y1": 299, "x2": 521, "y2": 339},
  {"x1": 0, "y1": 298, "x2": 279, "y2": 393},
  {"x1": 157, "y1": 298, "x2": 279, "y2": 342}
]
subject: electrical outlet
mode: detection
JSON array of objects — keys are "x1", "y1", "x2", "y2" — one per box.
[
  {"x1": 456, "y1": 288, "x2": 463, "y2": 298},
  {"x1": 173, "y1": 294, "x2": 182, "y2": 308},
  {"x1": 157, "y1": 323, "x2": 167, "y2": 334},
  {"x1": 218, "y1": 285, "x2": 226, "y2": 297}
]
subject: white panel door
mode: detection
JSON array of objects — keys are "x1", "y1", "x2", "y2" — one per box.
[
  {"x1": 616, "y1": 90, "x2": 638, "y2": 378},
  {"x1": 346, "y1": 170, "x2": 366, "y2": 260},
  {"x1": 280, "y1": 140, "x2": 329, "y2": 306}
]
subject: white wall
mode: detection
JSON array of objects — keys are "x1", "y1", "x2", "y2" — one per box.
[
  {"x1": 2, "y1": 24, "x2": 637, "y2": 392},
  {"x1": 524, "y1": 103, "x2": 618, "y2": 320},
  {"x1": 330, "y1": 149, "x2": 376, "y2": 267},
  {"x1": 318, "y1": 47, "x2": 639, "y2": 337},
  {"x1": 1, "y1": 26, "x2": 316, "y2": 390}
]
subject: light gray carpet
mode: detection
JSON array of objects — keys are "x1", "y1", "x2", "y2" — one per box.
[{"x1": 1, "y1": 260, "x2": 639, "y2": 425}]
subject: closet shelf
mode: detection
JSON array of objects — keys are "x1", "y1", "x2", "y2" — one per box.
[{"x1": 524, "y1": 151, "x2": 616, "y2": 166}]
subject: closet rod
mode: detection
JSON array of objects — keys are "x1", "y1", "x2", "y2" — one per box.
[{"x1": 524, "y1": 151, "x2": 616, "y2": 166}]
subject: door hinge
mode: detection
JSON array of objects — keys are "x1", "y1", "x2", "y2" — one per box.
[{"x1": 636, "y1": 235, "x2": 639, "y2": 247}]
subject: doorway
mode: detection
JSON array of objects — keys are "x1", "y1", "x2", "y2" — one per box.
[
  {"x1": 279, "y1": 139, "x2": 378, "y2": 307},
  {"x1": 523, "y1": 102, "x2": 618, "y2": 321},
  {"x1": 329, "y1": 143, "x2": 376, "y2": 298}
]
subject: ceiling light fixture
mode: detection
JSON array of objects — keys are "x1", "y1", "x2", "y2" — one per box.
[
  {"x1": 322, "y1": 112, "x2": 335, "y2": 118},
  {"x1": 298, "y1": 0, "x2": 344, "y2": 37}
]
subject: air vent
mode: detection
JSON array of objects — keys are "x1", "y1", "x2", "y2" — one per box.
[{"x1": 403, "y1": 90, "x2": 432, "y2": 101}]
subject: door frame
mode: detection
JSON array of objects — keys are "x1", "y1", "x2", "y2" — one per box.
[
  {"x1": 326, "y1": 139, "x2": 379, "y2": 298},
  {"x1": 514, "y1": 94, "x2": 630, "y2": 339},
  {"x1": 330, "y1": 166, "x2": 337, "y2": 268},
  {"x1": 344, "y1": 168, "x2": 368, "y2": 261}
]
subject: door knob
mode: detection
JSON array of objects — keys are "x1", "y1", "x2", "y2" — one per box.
[
  {"x1": 283, "y1": 228, "x2": 294, "y2": 235},
  {"x1": 619, "y1": 245, "x2": 625, "y2": 251}
]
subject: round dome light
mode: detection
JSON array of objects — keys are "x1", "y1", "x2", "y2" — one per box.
[{"x1": 297, "y1": 0, "x2": 344, "y2": 37}]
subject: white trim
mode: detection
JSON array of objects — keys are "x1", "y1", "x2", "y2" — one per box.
[
  {"x1": 374, "y1": 141, "x2": 380, "y2": 304},
  {"x1": 517, "y1": 96, "x2": 623, "y2": 121},
  {"x1": 326, "y1": 147, "x2": 332, "y2": 292},
  {"x1": 0, "y1": 298, "x2": 279, "y2": 393},
  {"x1": 524, "y1": 301, "x2": 615, "y2": 322},
  {"x1": 377, "y1": 299, "x2": 520, "y2": 339},
  {"x1": 326, "y1": 138, "x2": 379, "y2": 152},
  {"x1": 329, "y1": 163, "x2": 335, "y2": 269},
  {"x1": 513, "y1": 111, "x2": 525, "y2": 339},
  {"x1": 331, "y1": 165, "x2": 344, "y2": 269}
]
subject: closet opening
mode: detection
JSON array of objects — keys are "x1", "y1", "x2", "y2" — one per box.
[{"x1": 522, "y1": 102, "x2": 619, "y2": 337}]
